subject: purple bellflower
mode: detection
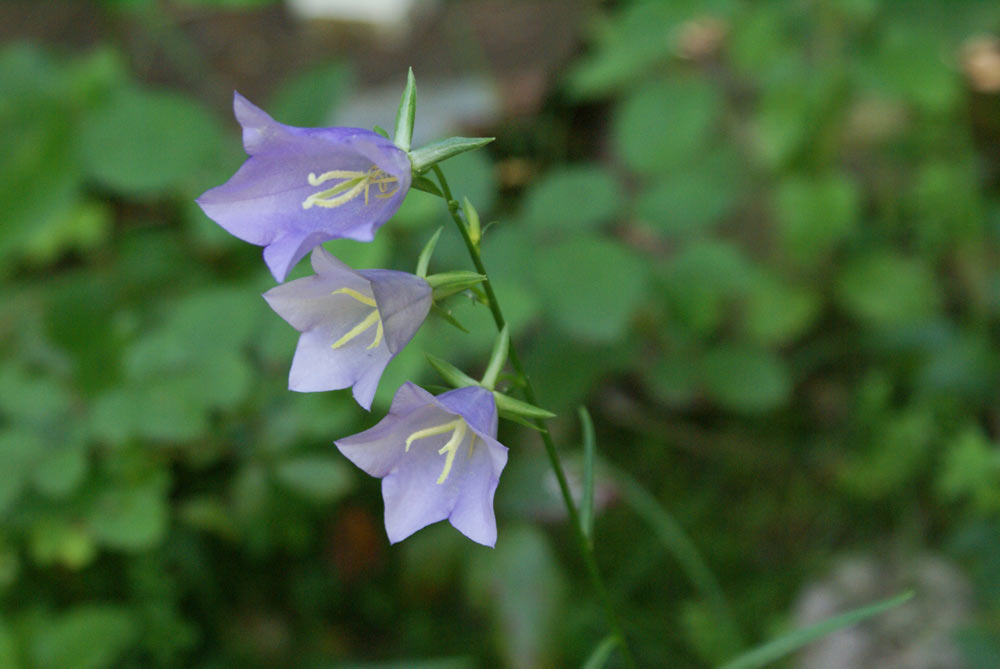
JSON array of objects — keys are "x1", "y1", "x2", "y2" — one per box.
[
  {"x1": 263, "y1": 248, "x2": 431, "y2": 410},
  {"x1": 197, "y1": 93, "x2": 412, "y2": 281},
  {"x1": 335, "y1": 383, "x2": 508, "y2": 546}
]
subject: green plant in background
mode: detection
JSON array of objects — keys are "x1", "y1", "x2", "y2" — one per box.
[{"x1": 1, "y1": 0, "x2": 1000, "y2": 666}]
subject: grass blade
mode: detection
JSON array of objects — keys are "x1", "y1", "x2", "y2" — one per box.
[
  {"x1": 719, "y1": 591, "x2": 914, "y2": 669},
  {"x1": 582, "y1": 635, "x2": 619, "y2": 669},
  {"x1": 578, "y1": 406, "x2": 596, "y2": 541},
  {"x1": 610, "y1": 465, "x2": 743, "y2": 652}
]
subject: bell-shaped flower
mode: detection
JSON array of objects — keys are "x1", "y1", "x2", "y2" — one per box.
[
  {"x1": 335, "y1": 383, "x2": 508, "y2": 546},
  {"x1": 197, "y1": 93, "x2": 412, "y2": 281},
  {"x1": 263, "y1": 248, "x2": 431, "y2": 410}
]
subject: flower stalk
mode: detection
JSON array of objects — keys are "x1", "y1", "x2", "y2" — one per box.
[{"x1": 430, "y1": 164, "x2": 637, "y2": 669}]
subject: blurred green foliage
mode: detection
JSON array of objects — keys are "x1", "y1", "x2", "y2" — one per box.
[{"x1": 2, "y1": 0, "x2": 1000, "y2": 666}]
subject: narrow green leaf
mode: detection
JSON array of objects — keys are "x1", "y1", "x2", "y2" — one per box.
[
  {"x1": 411, "y1": 175, "x2": 443, "y2": 197},
  {"x1": 582, "y1": 635, "x2": 619, "y2": 669},
  {"x1": 578, "y1": 406, "x2": 596, "y2": 541},
  {"x1": 497, "y1": 410, "x2": 547, "y2": 432},
  {"x1": 610, "y1": 464, "x2": 744, "y2": 652},
  {"x1": 409, "y1": 136, "x2": 495, "y2": 173},
  {"x1": 428, "y1": 271, "x2": 487, "y2": 300},
  {"x1": 393, "y1": 67, "x2": 416, "y2": 151},
  {"x1": 463, "y1": 196, "x2": 482, "y2": 246},
  {"x1": 416, "y1": 227, "x2": 443, "y2": 278},
  {"x1": 493, "y1": 391, "x2": 556, "y2": 419},
  {"x1": 425, "y1": 271, "x2": 486, "y2": 289},
  {"x1": 431, "y1": 304, "x2": 469, "y2": 333},
  {"x1": 480, "y1": 325, "x2": 509, "y2": 390},
  {"x1": 425, "y1": 354, "x2": 478, "y2": 389},
  {"x1": 719, "y1": 591, "x2": 915, "y2": 669}
]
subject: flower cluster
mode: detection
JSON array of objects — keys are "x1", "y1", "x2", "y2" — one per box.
[{"x1": 198, "y1": 86, "x2": 507, "y2": 546}]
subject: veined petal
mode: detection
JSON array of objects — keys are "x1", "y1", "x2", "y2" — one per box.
[
  {"x1": 197, "y1": 93, "x2": 412, "y2": 281},
  {"x1": 363, "y1": 269, "x2": 432, "y2": 355},
  {"x1": 263, "y1": 250, "x2": 429, "y2": 409},
  {"x1": 335, "y1": 383, "x2": 509, "y2": 546}
]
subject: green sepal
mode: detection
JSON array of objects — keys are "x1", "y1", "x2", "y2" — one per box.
[
  {"x1": 480, "y1": 325, "x2": 509, "y2": 390},
  {"x1": 426, "y1": 271, "x2": 486, "y2": 300},
  {"x1": 493, "y1": 391, "x2": 556, "y2": 419},
  {"x1": 462, "y1": 196, "x2": 482, "y2": 247},
  {"x1": 415, "y1": 227, "x2": 443, "y2": 278},
  {"x1": 409, "y1": 136, "x2": 495, "y2": 173},
  {"x1": 393, "y1": 67, "x2": 416, "y2": 152},
  {"x1": 426, "y1": 354, "x2": 478, "y2": 389},
  {"x1": 431, "y1": 303, "x2": 469, "y2": 333},
  {"x1": 498, "y1": 410, "x2": 547, "y2": 432},
  {"x1": 372, "y1": 125, "x2": 390, "y2": 139},
  {"x1": 410, "y1": 175, "x2": 443, "y2": 197}
]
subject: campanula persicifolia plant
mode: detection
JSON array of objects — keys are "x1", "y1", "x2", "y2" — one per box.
[
  {"x1": 198, "y1": 68, "x2": 917, "y2": 667},
  {"x1": 198, "y1": 69, "x2": 638, "y2": 665}
]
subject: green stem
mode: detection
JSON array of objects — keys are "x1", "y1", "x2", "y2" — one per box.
[{"x1": 431, "y1": 165, "x2": 636, "y2": 669}]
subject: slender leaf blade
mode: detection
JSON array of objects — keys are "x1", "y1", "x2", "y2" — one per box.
[
  {"x1": 720, "y1": 591, "x2": 915, "y2": 669},
  {"x1": 425, "y1": 354, "x2": 478, "y2": 389},
  {"x1": 582, "y1": 635, "x2": 619, "y2": 669},
  {"x1": 410, "y1": 137, "x2": 494, "y2": 173},
  {"x1": 393, "y1": 67, "x2": 416, "y2": 151},
  {"x1": 578, "y1": 406, "x2": 596, "y2": 541},
  {"x1": 610, "y1": 464, "x2": 743, "y2": 652}
]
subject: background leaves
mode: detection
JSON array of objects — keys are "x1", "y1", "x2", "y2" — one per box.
[{"x1": 2, "y1": 0, "x2": 1000, "y2": 666}]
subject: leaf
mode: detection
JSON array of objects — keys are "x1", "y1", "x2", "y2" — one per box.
[
  {"x1": 578, "y1": 406, "x2": 596, "y2": 541},
  {"x1": 836, "y1": 252, "x2": 941, "y2": 328},
  {"x1": 566, "y1": 2, "x2": 700, "y2": 98},
  {"x1": 79, "y1": 85, "x2": 226, "y2": 196},
  {"x1": 0, "y1": 618, "x2": 18, "y2": 669},
  {"x1": 0, "y1": 430, "x2": 42, "y2": 516},
  {"x1": 32, "y1": 437, "x2": 88, "y2": 499},
  {"x1": 582, "y1": 635, "x2": 620, "y2": 669},
  {"x1": 465, "y1": 525, "x2": 564, "y2": 668},
  {"x1": 614, "y1": 76, "x2": 722, "y2": 173},
  {"x1": 610, "y1": 464, "x2": 743, "y2": 655},
  {"x1": 751, "y1": 73, "x2": 841, "y2": 169},
  {"x1": 30, "y1": 605, "x2": 137, "y2": 669},
  {"x1": 274, "y1": 455, "x2": 354, "y2": 503},
  {"x1": 701, "y1": 345, "x2": 791, "y2": 413},
  {"x1": 87, "y1": 477, "x2": 169, "y2": 551},
  {"x1": 937, "y1": 428, "x2": 1000, "y2": 511},
  {"x1": 0, "y1": 66, "x2": 81, "y2": 269},
  {"x1": 426, "y1": 354, "x2": 478, "y2": 389},
  {"x1": 660, "y1": 239, "x2": 752, "y2": 336},
  {"x1": 775, "y1": 173, "x2": 860, "y2": 265},
  {"x1": 393, "y1": 67, "x2": 417, "y2": 152},
  {"x1": 269, "y1": 60, "x2": 351, "y2": 128},
  {"x1": 743, "y1": 271, "x2": 821, "y2": 345},
  {"x1": 493, "y1": 392, "x2": 556, "y2": 420},
  {"x1": 533, "y1": 237, "x2": 647, "y2": 343},
  {"x1": 0, "y1": 364, "x2": 73, "y2": 423},
  {"x1": 867, "y1": 26, "x2": 957, "y2": 111},
  {"x1": 409, "y1": 137, "x2": 495, "y2": 173},
  {"x1": 719, "y1": 591, "x2": 914, "y2": 669},
  {"x1": 416, "y1": 227, "x2": 443, "y2": 277},
  {"x1": 522, "y1": 164, "x2": 622, "y2": 233},
  {"x1": 480, "y1": 325, "x2": 510, "y2": 389},
  {"x1": 29, "y1": 517, "x2": 96, "y2": 569},
  {"x1": 636, "y1": 165, "x2": 738, "y2": 237}
]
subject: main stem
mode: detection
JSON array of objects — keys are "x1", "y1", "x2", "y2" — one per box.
[{"x1": 432, "y1": 165, "x2": 636, "y2": 669}]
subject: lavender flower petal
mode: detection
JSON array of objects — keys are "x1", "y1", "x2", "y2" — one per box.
[
  {"x1": 197, "y1": 93, "x2": 412, "y2": 281},
  {"x1": 335, "y1": 383, "x2": 509, "y2": 546},
  {"x1": 263, "y1": 248, "x2": 430, "y2": 409}
]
